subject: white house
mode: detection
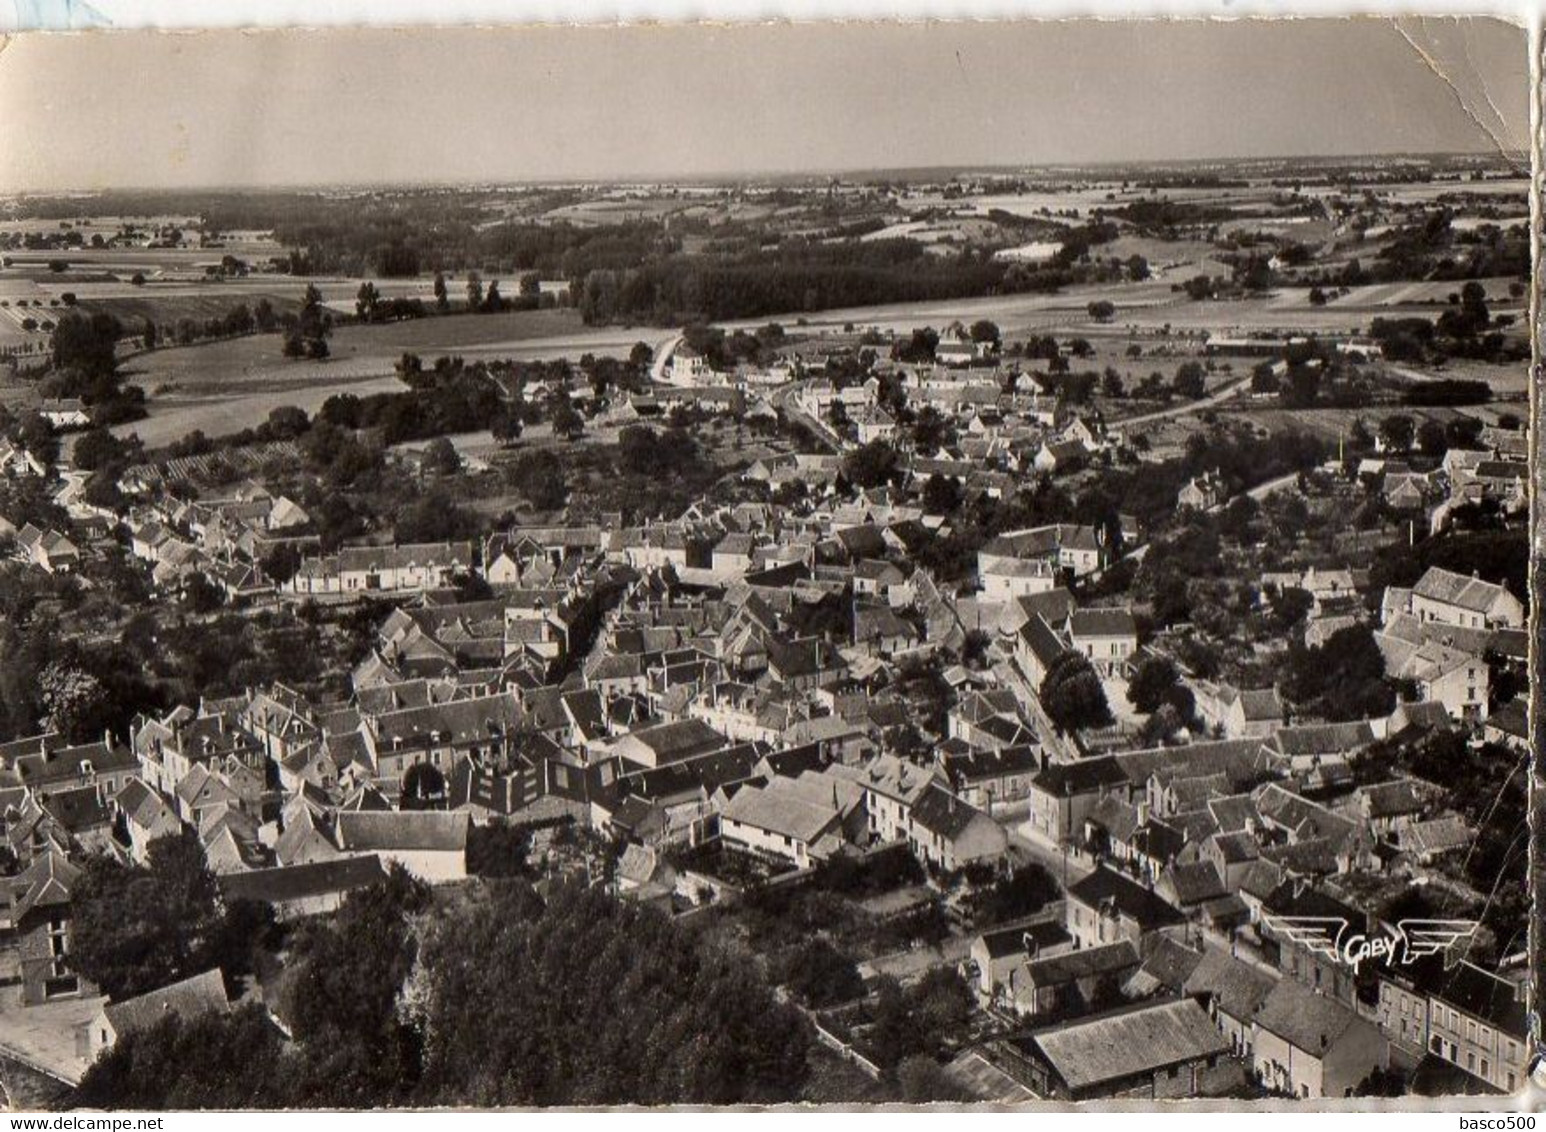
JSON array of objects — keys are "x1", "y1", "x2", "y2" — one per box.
[
  {"x1": 333, "y1": 810, "x2": 469, "y2": 883},
  {"x1": 1252, "y1": 980, "x2": 1388, "y2": 1099},
  {"x1": 1403, "y1": 566, "x2": 1524, "y2": 631}
]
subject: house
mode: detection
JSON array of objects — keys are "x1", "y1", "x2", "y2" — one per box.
[
  {"x1": 904, "y1": 783, "x2": 1008, "y2": 871},
  {"x1": 286, "y1": 541, "x2": 478, "y2": 596},
  {"x1": 716, "y1": 774, "x2": 853, "y2": 868},
  {"x1": 85, "y1": 969, "x2": 230, "y2": 1060},
  {"x1": 1374, "y1": 634, "x2": 1489, "y2": 722},
  {"x1": 941, "y1": 743, "x2": 1040, "y2": 810},
  {"x1": 1376, "y1": 958, "x2": 1528, "y2": 1094},
  {"x1": 613, "y1": 719, "x2": 728, "y2": 770},
  {"x1": 852, "y1": 558, "x2": 909, "y2": 605},
  {"x1": 0, "y1": 441, "x2": 47, "y2": 477},
  {"x1": 665, "y1": 345, "x2": 713, "y2": 385},
  {"x1": 936, "y1": 326, "x2": 991, "y2": 368},
  {"x1": 1177, "y1": 471, "x2": 1226, "y2": 511},
  {"x1": 218, "y1": 855, "x2": 390, "y2": 921},
  {"x1": 1064, "y1": 866, "x2": 1186, "y2": 951},
  {"x1": 1016, "y1": 614, "x2": 1069, "y2": 687},
  {"x1": 1024, "y1": 755, "x2": 1130, "y2": 845},
  {"x1": 852, "y1": 406, "x2": 898, "y2": 445},
  {"x1": 39, "y1": 398, "x2": 90, "y2": 430},
  {"x1": 113, "y1": 777, "x2": 183, "y2": 864},
  {"x1": 333, "y1": 810, "x2": 469, "y2": 883},
  {"x1": 1182, "y1": 945, "x2": 1278, "y2": 1058},
  {"x1": 1403, "y1": 567, "x2": 1524, "y2": 631},
  {"x1": 1033, "y1": 439, "x2": 1090, "y2": 476},
  {"x1": 969, "y1": 917, "x2": 1073, "y2": 1003},
  {"x1": 15, "y1": 524, "x2": 80, "y2": 574},
  {"x1": 1223, "y1": 687, "x2": 1284, "y2": 739},
  {"x1": 4, "y1": 849, "x2": 94, "y2": 1004},
  {"x1": 1252, "y1": 978, "x2": 1388, "y2": 1099},
  {"x1": 852, "y1": 603, "x2": 919, "y2": 657},
  {"x1": 1013, "y1": 997, "x2": 1237, "y2": 1100},
  {"x1": 1065, "y1": 608, "x2": 1138, "y2": 676},
  {"x1": 1006, "y1": 939, "x2": 1140, "y2": 1018},
  {"x1": 849, "y1": 753, "x2": 943, "y2": 843},
  {"x1": 1482, "y1": 699, "x2": 1527, "y2": 752},
  {"x1": 1, "y1": 731, "x2": 140, "y2": 805},
  {"x1": 979, "y1": 555, "x2": 1058, "y2": 600}
]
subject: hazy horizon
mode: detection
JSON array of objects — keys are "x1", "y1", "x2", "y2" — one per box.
[{"x1": 0, "y1": 17, "x2": 1528, "y2": 191}]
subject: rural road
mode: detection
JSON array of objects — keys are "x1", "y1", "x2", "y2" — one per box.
[
  {"x1": 771, "y1": 378, "x2": 845, "y2": 453},
  {"x1": 1111, "y1": 373, "x2": 1253, "y2": 429},
  {"x1": 649, "y1": 333, "x2": 683, "y2": 383}
]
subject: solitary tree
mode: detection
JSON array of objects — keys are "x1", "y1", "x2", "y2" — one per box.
[{"x1": 1040, "y1": 651, "x2": 1114, "y2": 734}]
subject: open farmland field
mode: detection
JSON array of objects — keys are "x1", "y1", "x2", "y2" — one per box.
[
  {"x1": 110, "y1": 308, "x2": 677, "y2": 446},
  {"x1": 111, "y1": 374, "x2": 413, "y2": 449},
  {"x1": 124, "y1": 310, "x2": 671, "y2": 394},
  {"x1": 716, "y1": 272, "x2": 1526, "y2": 345},
  {"x1": 76, "y1": 290, "x2": 307, "y2": 328},
  {"x1": 1211, "y1": 402, "x2": 1517, "y2": 444}
]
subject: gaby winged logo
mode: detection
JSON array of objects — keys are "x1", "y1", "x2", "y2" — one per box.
[{"x1": 1262, "y1": 915, "x2": 1479, "y2": 975}]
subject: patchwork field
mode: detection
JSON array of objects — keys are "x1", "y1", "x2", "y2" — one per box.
[{"x1": 105, "y1": 308, "x2": 677, "y2": 447}]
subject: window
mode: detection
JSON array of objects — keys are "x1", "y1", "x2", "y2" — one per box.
[{"x1": 1481, "y1": 1059, "x2": 1489, "y2": 1079}]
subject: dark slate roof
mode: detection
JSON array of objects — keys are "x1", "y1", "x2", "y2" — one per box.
[
  {"x1": 334, "y1": 810, "x2": 468, "y2": 853},
  {"x1": 1066, "y1": 866, "x2": 1185, "y2": 931},
  {"x1": 978, "y1": 918, "x2": 1072, "y2": 960},
  {"x1": 1025, "y1": 940, "x2": 1140, "y2": 987},
  {"x1": 218, "y1": 855, "x2": 388, "y2": 905},
  {"x1": 908, "y1": 783, "x2": 991, "y2": 840},
  {"x1": 1411, "y1": 959, "x2": 1527, "y2": 1038}
]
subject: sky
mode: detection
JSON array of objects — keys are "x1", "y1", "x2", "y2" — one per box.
[{"x1": 0, "y1": 17, "x2": 1529, "y2": 190}]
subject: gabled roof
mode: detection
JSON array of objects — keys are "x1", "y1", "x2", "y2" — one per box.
[
  {"x1": 1066, "y1": 866, "x2": 1185, "y2": 930},
  {"x1": 104, "y1": 969, "x2": 229, "y2": 1038},
  {"x1": 1411, "y1": 566, "x2": 1515, "y2": 614},
  {"x1": 1254, "y1": 978, "x2": 1375, "y2": 1054},
  {"x1": 334, "y1": 810, "x2": 468, "y2": 854},
  {"x1": 1024, "y1": 939, "x2": 1139, "y2": 987},
  {"x1": 8, "y1": 849, "x2": 82, "y2": 919},
  {"x1": 908, "y1": 783, "x2": 992, "y2": 841},
  {"x1": 1026, "y1": 997, "x2": 1229, "y2": 1092},
  {"x1": 1067, "y1": 608, "x2": 1136, "y2": 639},
  {"x1": 1182, "y1": 946, "x2": 1277, "y2": 1020},
  {"x1": 218, "y1": 854, "x2": 388, "y2": 906}
]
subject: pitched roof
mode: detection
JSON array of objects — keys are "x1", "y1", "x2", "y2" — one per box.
[
  {"x1": 908, "y1": 783, "x2": 993, "y2": 841},
  {"x1": 1066, "y1": 866, "x2": 1185, "y2": 930},
  {"x1": 104, "y1": 969, "x2": 229, "y2": 1038},
  {"x1": 218, "y1": 854, "x2": 389, "y2": 905},
  {"x1": 1027, "y1": 997, "x2": 1230, "y2": 1092},
  {"x1": 1411, "y1": 567, "x2": 1514, "y2": 614},
  {"x1": 1024, "y1": 940, "x2": 1140, "y2": 987},
  {"x1": 1067, "y1": 608, "x2": 1137, "y2": 639},
  {"x1": 334, "y1": 810, "x2": 469, "y2": 853},
  {"x1": 1254, "y1": 978, "x2": 1375, "y2": 1054},
  {"x1": 1182, "y1": 946, "x2": 1277, "y2": 1020}
]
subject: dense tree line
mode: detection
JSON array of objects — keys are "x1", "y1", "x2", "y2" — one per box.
[
  {"x1": 76, "y1": 877, "x2": 815, "y2": 1109},
  {"x1": 576, "y1": 240, "x2": 1011, "y2": 325}
]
